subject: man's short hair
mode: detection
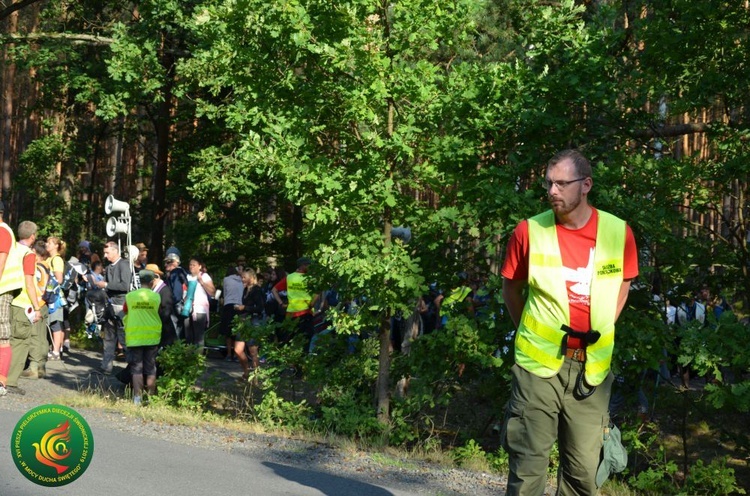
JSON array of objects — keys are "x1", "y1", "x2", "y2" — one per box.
[
  {"x1": 548, "y1": 149, "x2": 592, "y2": 178},
  {"x1": 104, "y1": 241, "x2": 120, "y2": 253},
  {"x1": 17, "y1": 221, "x2": 38, "y2": 240},
  {"x1": 33, "y1": 239, "x2": 48, "y2": 257}
]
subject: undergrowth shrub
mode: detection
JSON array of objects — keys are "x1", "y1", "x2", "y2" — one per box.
[
  {"x1": 154, "y1": 342, "x2": 206, "y2": 409},
  {"x1": 624, "y1": 423, "x2": 744, "y2": 495},
  {"x1": 256, "y1": 391, "x2": 312, "y2": 431},
  {"x1": 319, "y1": 388, "x2": 384, "y2": 439}
]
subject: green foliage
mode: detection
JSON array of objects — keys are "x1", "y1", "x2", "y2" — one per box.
[
  {"x1": 319, "y1": 389, "x2": 384, "y2": 439},
  {"x1": 683, "y1": 458, "x2": 745, "y2": 496},
  {"x1": 392, "y1": 315, "x2": 503, "y2": 400},
  {"x1": 625, "y1": 425, "x2": 682, "y2": 494},
  {"x1": 255, "y1": 391, "x2": 312, "y2": 432},
  {"x1": 386, "y1": 312, "x2": 505, "y2": 447},
  {"x1": 450, "y1": 439, "x2": 487, "y2": 469},
  {"x1": 8, "y1": 4, "x2": 750, "y2": 492},
  {"x1": 486, "y1": 446, "x2": 510, "y2": 473},
  {"x1": 624, "y1": 422, "x2": 744, "y2": 495},
  {"x1": 154, "y1": 342, "x2": 207, "y2": 410},
  {"x1": 387, "y1": 402, "x2": 421, "y2": 446},
  {"x1": 15, "y1": 134, "x2": 68, "y2": 232},
  {"x1": 676, "y1": 311, "x2": 750, "y2": 413}
]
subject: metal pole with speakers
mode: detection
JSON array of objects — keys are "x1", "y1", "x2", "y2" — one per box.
[{"x1": 104, "y1": 195, "x2": 139, "y2": 290}]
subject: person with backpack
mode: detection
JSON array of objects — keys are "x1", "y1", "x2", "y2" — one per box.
[
  {"x1": 45, "y1": 236, "x2": 68, "y2": 361},
  {"x1": 164, "y1": 252, "x2": 188, "y2": 340},
  {"x1": 185, "y1": 256, "x2": 216, "y2": 353}
]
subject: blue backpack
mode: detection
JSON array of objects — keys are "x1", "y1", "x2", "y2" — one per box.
[{"x1": 39, "y1": 263, "x2": 64, "y2": 313}]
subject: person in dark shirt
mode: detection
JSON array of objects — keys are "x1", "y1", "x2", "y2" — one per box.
[
  {"x1": 163, "y1": 252, "x2": 188, "y2": 340},
  {"x1": 234, "y1": 269, "x2": 265, "y2": 381},
  {"x1": 94, "y1": 241, "x2": 133, "y2": 374}
]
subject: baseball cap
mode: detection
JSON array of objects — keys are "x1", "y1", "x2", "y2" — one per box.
[
  {"x1": 165, "y1": 246, "x2": 181, "y2": 258},
  {"x1": 139, "y1": 269, "x2": 156, "y2": 285},
  {"x1": 79, "y1": 240, "x2": 91, "y2": 251},
  {"x1": 297, "y1": 257, "x2": 313, "y2": 267},
  {"x1": 135, "y1": 242, "x2": 148, "y2": 252},
  {"x1": 164, "y1": 253, "x2": 180, "y2": 264}
]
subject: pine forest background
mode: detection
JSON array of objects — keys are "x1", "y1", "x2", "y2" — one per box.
[{"x1": 3, "y1": 1, "x2": 750, "y2": 493}]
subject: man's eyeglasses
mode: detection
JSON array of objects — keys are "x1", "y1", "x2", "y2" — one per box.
[{"x1": 543, "y1": 177, "x2": 586, "y2": 190}]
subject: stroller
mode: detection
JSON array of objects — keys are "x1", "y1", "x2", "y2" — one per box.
[{"x1": 84, "y1": 286, "x2": 110, "y2": 340}]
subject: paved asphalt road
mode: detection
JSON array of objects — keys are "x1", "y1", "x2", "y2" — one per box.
[
  {"x1": 0, "y1": 347, "x2": 428, "y2": 496},
  {"x1": 0, "y1": 407, "x2": 418, "y2": 496}
]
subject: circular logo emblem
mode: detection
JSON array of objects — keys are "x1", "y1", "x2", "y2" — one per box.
[{"x1": 11, "y1": 404, "x2": 94, "y2": 487}]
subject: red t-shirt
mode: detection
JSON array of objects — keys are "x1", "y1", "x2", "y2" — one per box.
[
  {"x1": 0, "y1": 224, "x2": 12, "y2": 254},
  {"x1": 501, "y1": 208, "x2": 638, "y2": 347},
  {"x1": 273, "y1": 278, "x2": 287, "y2": 292},
  {"x1": 22, "y1": 251, "x2": 35, "y2": 276}
]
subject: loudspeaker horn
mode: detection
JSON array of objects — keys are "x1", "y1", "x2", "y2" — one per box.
[
  {"x1": 105, "y1": 195, "x2": 130, "y2": 215},
  {"x1": 106, "y1": 217, "x2": 129, "y2": 237}
]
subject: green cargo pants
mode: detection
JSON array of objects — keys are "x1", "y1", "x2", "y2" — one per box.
[
  {"x1": 502, "y1": 358, "x2": 613, "y2": 496},
  {"x1": 7, "y1": 306, "x2": 48, "y2": 386}
]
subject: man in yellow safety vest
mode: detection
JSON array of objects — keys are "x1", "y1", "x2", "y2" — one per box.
[
  {"x1": 272, "y1": 257, "x2": 319, "y2": 352},
  {"x1": 500, "y1": 150, "x2": 639, "y2": 495},
  {"x1": 0, "y1": 202, "x2": 25, "y2": 397},
  {"x1": 123, "y1": 269, "x2": 162, "y2": 405}
]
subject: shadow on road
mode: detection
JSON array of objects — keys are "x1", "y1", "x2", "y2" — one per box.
[{"x1": 264, "y1": 461, "x2": 398, "y2": 496}]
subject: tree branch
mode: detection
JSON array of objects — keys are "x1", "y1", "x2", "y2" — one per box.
[
  {"x1": 631, "y1": 122, "x2": 710, "y2": 139},
  {"x1": 0, "y1": 0, "x2": 43, "y2": 23},
  {"x1": 0, "y1": 32, "x2": 115, "y2": 45}
]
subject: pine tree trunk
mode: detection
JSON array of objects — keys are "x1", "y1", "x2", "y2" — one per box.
[{"x1": 1, "y1": 10, "x2": 17, "y2": 218}]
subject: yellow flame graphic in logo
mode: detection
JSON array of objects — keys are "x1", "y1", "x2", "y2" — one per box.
[{"x1": 32, "y1": 420, "x2": 71, "y2": 474}]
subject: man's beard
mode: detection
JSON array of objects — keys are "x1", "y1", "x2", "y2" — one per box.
[{"x1": 549, "y1": 194, "x2": 581, "y2": 216}]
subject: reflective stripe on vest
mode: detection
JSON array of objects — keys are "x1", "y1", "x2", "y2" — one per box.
[
  {"x1": 286, "y1": 271, "x2": 311, "y2": 314},
  {"x1": 124, "y1": 288, "x2": 162, "y2": 347},
  {"x1": 515, "y1": 209, "x2": 625, "y2": 386},
  {"x1": 0, "y1": 224, "x2": 25, "y2": 295},
  {"x1": 443, "y1": 286, "x2": 472, "y2": 310}
]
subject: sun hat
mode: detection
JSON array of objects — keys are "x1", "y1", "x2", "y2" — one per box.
[
  {"x1": 145, "y1": 263, "x2": 164, "y2": 277},
  {"x1": 596, "y1": 424, "x2": 628, "y2": 487}
]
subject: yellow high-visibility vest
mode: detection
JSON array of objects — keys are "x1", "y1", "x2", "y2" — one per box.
[
  {"x1": 124, "y1": 288, "x2": 162, "y2": 347},
  {"x1": 11, "y1": 245, "x2": 39, "y2": 308},
  {"x1": 514, "y1": 209, "x2": 626, "y2": 386},
  {"x1": 286, "y1": 271, "x2": 312, "y2": 314},
  {"x1": 443, "y1": 286, "x2": 472, "y2": 309},
  {"x1": 0, "y1": 224, "x2": 25, "y2": 295}
]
